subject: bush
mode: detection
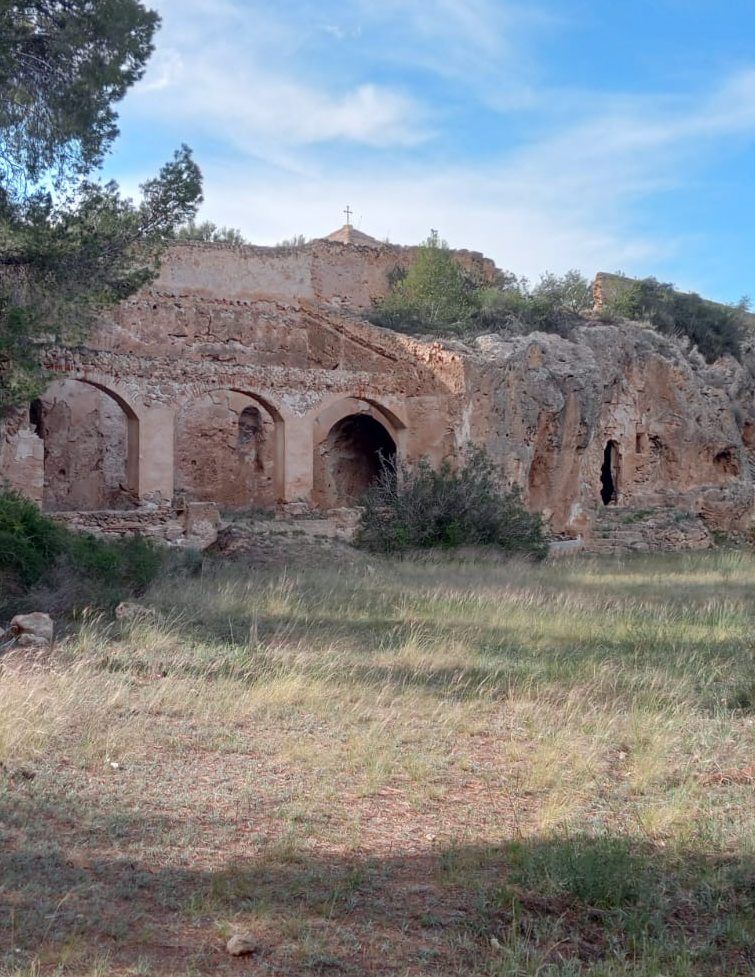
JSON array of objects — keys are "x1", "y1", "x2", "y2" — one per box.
[
  {"x1": 0, "y1": 489, "x2": 164, "y2": 616},
  {"x1": 607, "y1": 277, "x2": 747, "y2": 362},
  {"x1": 474, "y1": 270, "x2": 592, "y2": 338},
  {"x1": 355, "y1": 448, "x2": 547, "y2": 558},
  {"x1": 371, "y1": 244, "x2": 592, "y2": 341},
  {"x1": 370, "y1": 231, "x2": 480, "y2": 334}
]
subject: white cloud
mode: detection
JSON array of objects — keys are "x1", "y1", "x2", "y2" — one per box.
[
  {"x1": 132, "y1": 0, "x2": 427, "y2": 152},
  {"x1": 183, "y1": 67, "x2": 755, "y2": 283},
  {"x1": 113, "y1": 1, "x2": 755, "y2": 291}
]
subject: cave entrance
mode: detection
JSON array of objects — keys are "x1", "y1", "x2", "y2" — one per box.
[
  {"x1": 317, "y1": 414, "x2": 396, "y2": 507},
  {"x1": 600, "y1": 440, "x2": 620, "y2": 506}
]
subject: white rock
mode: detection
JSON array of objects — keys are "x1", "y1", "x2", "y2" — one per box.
[
  {"x1": 10, "y1": 613, "x2": 53, "y2": 646},
  {"x1": 226, "y1": 934, "x2": 258, "y2": 956}
]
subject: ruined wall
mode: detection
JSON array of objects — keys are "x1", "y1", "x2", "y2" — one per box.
[
  {"x1": 33, "y1": 380, "x2": 130, "y2": 511},
  {"x1": 2, "y1": 239, "x2": 754, "y2": 546},
  {"x1": 0, "y1": 408, "x2": 43, "y2": 503},
  {"x1": 175, "y1": 390, "x2": 277, "y2": 509}
]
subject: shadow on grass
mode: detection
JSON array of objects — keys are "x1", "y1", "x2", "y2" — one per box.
[
  {"x1": 94, "y1": 605, "x2": 755, "y2": 713},
  {"x1": 2, "y1": 776, "x2": 753, "y2": 976}
]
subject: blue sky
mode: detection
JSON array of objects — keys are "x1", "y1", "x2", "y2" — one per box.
[{"x1": 106, "y1": 0, "x2": 755, "y2": 303}]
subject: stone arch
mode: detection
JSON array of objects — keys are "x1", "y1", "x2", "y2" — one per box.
[
  {"x1": 312, "y1": 397, "x2": 402, "y2": 508},
  {"x1": 32, "y1": 376, "x2": 141, "y2": 511},
  {"x1": 174, "y1": 388, "x2": 284, "y2": 507}
]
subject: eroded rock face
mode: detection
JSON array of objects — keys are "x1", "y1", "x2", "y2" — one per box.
[
  {"x1": 1, "y1": 238, "x2": 753, "y2": 546},
  {"x1": 465, "y1": 322, "x2": 754, "y2": 537}
]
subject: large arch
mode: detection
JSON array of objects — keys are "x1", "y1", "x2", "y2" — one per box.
[
  {"x1": 31, "y1": 376, "x2": 140, "y2": 511},
  {"x1": 174, "y1": 388, "x2": 284, "y2": 507},
  {"x1": 312, "y1": 397, "x2": 402, "y2": 508}
]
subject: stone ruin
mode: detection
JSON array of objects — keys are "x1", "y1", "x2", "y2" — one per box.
[{"x1": 2, "y1": 226, "x2": 755, "y2": 552}]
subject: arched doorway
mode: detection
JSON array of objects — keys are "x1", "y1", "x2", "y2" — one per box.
[
  {"x1": 174, "y1": 389, "x2": 281, "y2": 508},
  {"x1": 314, "y1": 412, "x2": 396, "y2": 507},
  {"x1": 600, "y1": 440, "x2": 620, "y2": 506},
  {"x1": 31, "y1": 378, "x2": 136, "y2": 511}
]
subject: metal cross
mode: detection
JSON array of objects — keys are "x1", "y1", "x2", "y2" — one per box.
[{"x1": 344, "y1": 205, "x2": 353, "y2": 226}]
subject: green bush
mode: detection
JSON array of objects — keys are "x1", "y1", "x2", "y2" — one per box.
[
  {"x1": 370, "y1": 231, "x2": 480, "y2": 334},
  {"x1": 371, "y1": 244, "x2": 593, "y2": 340},
  {"x1": 607, "y1": 277, "x2": 747, "y2": 362},
  {"x1": 0, "y1": 489, "x2": 163, "y2": 615},
  {"x1": 355, "y1": 448, "x2": 547, "y2": 558}
]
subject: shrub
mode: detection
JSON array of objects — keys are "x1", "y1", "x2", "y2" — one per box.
[
  {"x1": 0, "y1": 489, "x2": 67, "y2": 587},
  {"x1": 606, "y1": 277, "x2": 747, "y2": 362},
  {"x1": 355, "y1": 448, "x2": 547, "y2": 558},
  {"x1": 371, "y1": 245, "x2": 592, "y2": 341},
  {"x1": 0, "y1": 489, "x2": 164, "y2": 616},
  {"x1": 370, "y1": 231, "x2": 480, "y2": 334}
]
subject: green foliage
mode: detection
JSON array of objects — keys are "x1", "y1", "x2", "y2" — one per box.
[
  {"x1": 533, "y1": 269, "x2": 594, "y2": 313},
  {"x1": 606, "y1": 277, "x2": 747, "y2": 362},
  {"x1": 176, "y1": 220, "x2": 248, "y2": 245},
  {"x1": 372, "y1": 240, "x2": 592, "y2": 340},
  {"x1": 371, "y1": 231, "x2": 480, "y2": 334},
  {"x1": 0, "y1": 488, "x2": 66, "y2": 587},
  {"x1": 0, "y1": 489, "x2": 163, "y2": 613},
  {"x1": 0, "y1": 1, "x2": 203, "y2": 412},
  {"x1": 475, "y1": 269, "x2": 592, "y2": 337},
  {"x1": 0, "y1": 0, "x2": 159, "y2": 187},
  {"x1": 507, "y1": 835, "x2": 653, "y2": 909},
  {"x1": 356, "y1": 447, "x2": 547, "y2": 558}
]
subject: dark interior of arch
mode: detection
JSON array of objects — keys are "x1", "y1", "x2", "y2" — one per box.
[
  {"x1": 600, "y1": 441, "x2": 619, "y2": 505},
  {"x1": 323, "y1": 414, "x2": 396, "y2": 506}
]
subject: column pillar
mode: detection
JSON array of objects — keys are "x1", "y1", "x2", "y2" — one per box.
[
  {"x1": 282, "y1": 414, "x2": 314, "y2": 503},
  {"x1": 134, "y1": 407, "x2": 175, "y2": 503}
]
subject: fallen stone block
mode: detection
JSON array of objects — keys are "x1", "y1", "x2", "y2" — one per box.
[{"x1": 9, "y1": 612, "x2": 54, "y2": 647}]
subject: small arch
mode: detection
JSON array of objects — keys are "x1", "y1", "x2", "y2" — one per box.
[
  {"x1": 174, "y1": 389, "x2": 282, "y2": 508},
  {"x1": 238, "y1": 404, "x2": 263, "y2": 449},
  {"x1": 600, "y1": 440, "x2": 620, "y2": 506},
  {"x1": 33, "y1": 377, "x2": 137, "y2": 511},
  {"x1": 314, "y1": 412, "x2": 396, "y2": 508}
]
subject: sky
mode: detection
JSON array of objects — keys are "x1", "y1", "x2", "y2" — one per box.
[{"x1": 105, "y1": 0, "x2": 755, "y2": 304}]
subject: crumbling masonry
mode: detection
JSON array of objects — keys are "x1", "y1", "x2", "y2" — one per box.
[{"x1": 3, "y1": 228, "x2": 755, "y2": 550}]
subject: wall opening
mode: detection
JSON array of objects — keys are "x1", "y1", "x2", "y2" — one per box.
[
  {"x1": 316, "y1": 413, "x2": 396, "y2": 507},
  {"x1": 33, "y1": 380, "x2": 133, "y2": 512},
  {"x1": 175, "y1": 390, "x2": 278, "y2": 509},
  {"x1": 600, "y1": 440, "x2": 620, "y2": 506},
  {"x1": 713, "y1": 447, "x2": 740, "y2": 477}
]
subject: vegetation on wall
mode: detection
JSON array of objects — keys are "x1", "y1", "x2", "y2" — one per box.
[
  {"x1": 371, "y1": 234, "x2": 752, "y2": 364},
  {"x1": 276, "y1": 234, "x2": 309, "y2": 248},
  {"x1": 604, "y1": 276, "x2": 749, "y2": 363},
  {"x1": 370, "y1": 231, "x2": 592, "y2": 339},
  {"x1": 0, "y1": 0, "x2": 203, "y2": 413},
  {"x1": 176, "y1": 221, "x2": 248, "y2": 245},
  {"x1": 356, "y1": 447, "x2": 547, "y2": 558}
]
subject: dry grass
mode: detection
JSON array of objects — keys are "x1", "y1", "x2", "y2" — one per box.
[{"x1": 1, "y1": 550, "x2": 754, "y2": 975}]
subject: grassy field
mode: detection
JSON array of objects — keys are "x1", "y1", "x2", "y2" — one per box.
[{"x1": 1, "y1": 550, "x2": 753, "y2": 976}]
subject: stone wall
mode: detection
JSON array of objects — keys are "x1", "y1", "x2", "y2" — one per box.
[{"x1": 2, "y1": 239, "x2": 754, "y2": 548}]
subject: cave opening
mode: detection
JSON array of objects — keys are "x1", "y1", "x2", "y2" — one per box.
[
  {"x1": 319, "y1": 414, "x2": 396, "y2": 507},
  {"x1": 600, "y1": 441, "x2": 619, "y2": 506}
]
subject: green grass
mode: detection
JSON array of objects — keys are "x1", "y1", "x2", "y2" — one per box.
[{"x1": 1, "y1": 551, "x2": 753, "y2": 975}]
